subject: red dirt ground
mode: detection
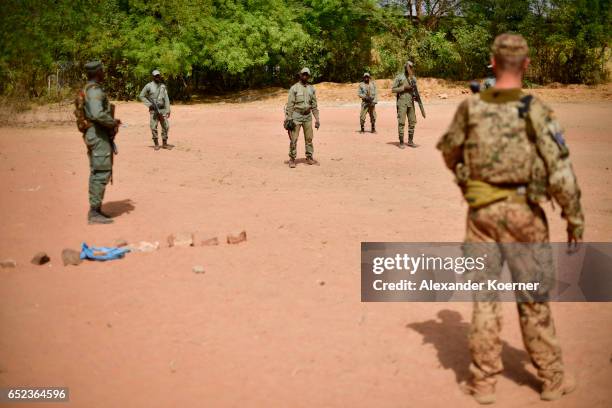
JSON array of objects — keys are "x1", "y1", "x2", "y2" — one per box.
[{"x1": 0, "y1": 86, "x2": 611, "y2": 407}]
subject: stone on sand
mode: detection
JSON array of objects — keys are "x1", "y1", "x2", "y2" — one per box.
[
  {"x1": 61, "y1": 249, "x2": 82, "y2": 266},
  {"x1": 226, "y1": 231, "x2": 247, "y2": 245},
  {"x1": 31, "y1": 252, "x2": 50, "y2": 265}
]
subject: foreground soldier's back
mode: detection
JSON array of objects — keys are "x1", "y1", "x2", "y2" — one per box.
[{"x1": 437, "y1": 33, "x2": 583, "y2": 404}]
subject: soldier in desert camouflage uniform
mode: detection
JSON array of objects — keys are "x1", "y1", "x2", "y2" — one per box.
[
  {"x1": 285, "y1": 67, "x2": 320, "y2": 168},
  {"x1": 358, "y1": 72, "x2": 377, "y2": 133},
  {"x1": 392, "y1": 61, "x2": 419, "y2": 148},
  {"x1": 437, "y1": 34, "x2": 584, "y2": 404}
]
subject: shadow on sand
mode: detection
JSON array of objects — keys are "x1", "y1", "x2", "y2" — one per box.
[
  {"x1": 386, "y1": 141, "x2": 420, "y2": 148},
  {"x1": 283, "y1": 158, "x2": 320, "y2": 166},
  {"x1": 102, "y1": 199, "x2": 135, "y2": 218},
  {"x1": 407, "y1": 309, "x2": 540, "y2": 391}
]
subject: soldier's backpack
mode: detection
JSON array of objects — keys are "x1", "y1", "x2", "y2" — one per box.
[{"x1": 74, "y1": 83, "x2": 96, "y2": 133}]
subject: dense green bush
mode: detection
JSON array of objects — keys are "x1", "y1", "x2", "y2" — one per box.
[{"x1": 0, "y1": 0, "x2": 609, "y2": 101}]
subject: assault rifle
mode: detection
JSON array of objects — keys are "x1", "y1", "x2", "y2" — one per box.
[
  {"x1": 145, "y1": 95, "x2": 166, "y2": 127},
  {"x1": 410, "y1": 78, "x2": 426, "y2": 118}
]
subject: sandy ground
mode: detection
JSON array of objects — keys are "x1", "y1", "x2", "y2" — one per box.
[{"x1": 0, "y1": 86, "x2": 611, "y2": 407}]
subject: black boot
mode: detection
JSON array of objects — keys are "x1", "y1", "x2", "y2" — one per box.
[
  {"x1": 88, "y1": 208, "x2": 113, "y2": 224},
  {"x1": 162, "y1": 139, "x2": 169, "y2": 149},
  {"x1": 153, "y1": 139, "x2": 160, "y2": 151},
  {"x1": 407, "y1": 134, "x2": 417, "y2": 147},
  {"x1": 399, "y1": 138, "x2": 406, "y2": 149},
  {"x1": 360, "y1": 122, "x2": 365, "y2": 133},
  {"x1": 371, "y1": 122, "x2": 376, "y2": 133}
]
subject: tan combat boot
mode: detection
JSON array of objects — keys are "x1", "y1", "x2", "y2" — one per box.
[
  {"x1": 461, "y1": 380, "x2": 496, "y2": 405},
  {"x1": 289, "y1": 159, "x2": 296, "y2": 168},
  {"x1": 540, "y1": 373, "x2": 576, "y2": 401},
  {"x1": 306, "y1": 157, "x2": 315, "y2": 165}
]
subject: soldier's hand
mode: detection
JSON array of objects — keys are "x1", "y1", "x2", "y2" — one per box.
[
  {"x1": 567, "y1": 223, "x2": 584, "y2": 253},
  {"x1": 403, "y1": 83, "x2": 412, "y2": 91},
  {"x1": 315, "y1": 120, "x2": 320, "y2": 129},
  {"x1": 114, "y1": 119, "x2": 122, "y2": 127}
]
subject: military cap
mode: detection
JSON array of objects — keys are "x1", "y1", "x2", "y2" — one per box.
[
  {"x1": 152, "y1": 69, "x2": 161, "y2": 76},
  {"x1": 363, "y1": 72, "x2": 371, "y2": 77},
  {"x1": 84, "y1": 61, "x2": 103, "y2": 73},
  {"x1": 300, "y1": 67, "x2": 311, "y2": 75},
  {"x1": 492, "y1": 33, "x2": 529, "y2": 59}
]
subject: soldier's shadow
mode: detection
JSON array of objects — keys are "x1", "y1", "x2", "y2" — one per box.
[
  {"x1": 407, "y1": 309, "x2": 540, "y2": 391},
  {"x1": 102, "y1": 199, "x2": 135, "y2": 218},
  {"x1": 283, "y1": 158, "x2": 321, "y2": 166},
  {"x1": 386, "y1": 141, "x2": 420, "y2": 148}
]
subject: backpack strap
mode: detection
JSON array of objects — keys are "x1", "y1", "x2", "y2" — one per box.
[{"x1": 518, "y1": 94, "x2": 533, "y2": 119}]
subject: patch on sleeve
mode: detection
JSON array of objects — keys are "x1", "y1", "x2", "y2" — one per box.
[
  {"x1": 552, "y1": 131, "x2": 566, "y2": 147},
  {"x1": 548, "y1": 124, "x2": 569, "y2": 158}
]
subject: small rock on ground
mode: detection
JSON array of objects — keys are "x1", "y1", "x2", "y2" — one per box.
[
  {"x1": 168, "y1": 232, "x2": 194, "y2": 248},
  {"x1": 61, "y1": 249, "x2": 82, "y2": 266},
  {"x1": 31, "y1": 252, "x2": 50, "y2": 265},
  {"x1": 193, "y1": 265, "x2": 205, "y2": 274},
  {"x1": 114, "y1": 239, "x2": 129, "y2": 248},
  {"x1": 0, "y1": 259, "x2": 17, "y2": 268},
  {"x1": 227, "y1": 231, "x2": 247, "y2": 245},
  {"x1": 134, "y1": 241, "x2": 160, "y2": 253}
]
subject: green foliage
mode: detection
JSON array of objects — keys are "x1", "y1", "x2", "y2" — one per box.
[{"x1": 0, "y1": 0, "x2": 609, "y2": 101}]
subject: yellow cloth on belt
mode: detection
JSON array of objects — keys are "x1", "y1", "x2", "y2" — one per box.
[{"x1": 464, "y1": 179, "x2": 525, "y2": 209}]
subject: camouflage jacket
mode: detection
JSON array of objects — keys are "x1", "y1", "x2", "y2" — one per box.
[
  {"x1": 286, "y1": 82, "x2": 319, "y2": 123},
  {"x1": 139, "y1": 81, "x2": 171, "y2": 114},
  {"x1": 437, "y1": 88, "x2": 584, "y2": 231},
  {"x1": 84, "y1": 80, "x2": 116, "y2": 137},
  {"x1": 358, "y1": 81, "x2": 377, "y2": 105},
  {"x1": 391, "y1": 73, "x2": 416, "y2": 104}
]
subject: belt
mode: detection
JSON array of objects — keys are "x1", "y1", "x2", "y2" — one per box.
[{"x1": 464, "y1": 179, "x2": 527, "y2": 209}]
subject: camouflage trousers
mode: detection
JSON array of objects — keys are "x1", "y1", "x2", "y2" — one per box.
[
  {"x1": 150, "y1": 111, "x2": 169, "y2": 141},
  {"x1": 464, "y1": 199, "x2": 564, "y2": 391},
  {"x1": 84, "y1": 127, "x2": 112, "y2": 209},
  {"x1": 360, "y1": 103, "x2": 376, "y2": 126},
  {"x1": 289, "y1": 120, "x2": 314, "y2": 160},
  {"x1": 397, "y1": 99, "x2": 416, "y2": 143}
]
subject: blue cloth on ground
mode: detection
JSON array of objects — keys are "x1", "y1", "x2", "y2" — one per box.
[{"x1": 80, "y1": 242, "x2": 130, "y2": 261}]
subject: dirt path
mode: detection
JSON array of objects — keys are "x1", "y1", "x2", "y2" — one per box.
[{"x1": 0, "y1": 94, "x2": 611, "y2": 407}]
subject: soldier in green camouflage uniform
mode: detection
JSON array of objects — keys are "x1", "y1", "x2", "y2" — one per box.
[
  {"x1": 285, "y1": 67, "x2": 320, "y2": 168},
  {"x1": 139, "y1": 69, "x2": 171, "y2": 150},
  {"x1": 437, "y1": 34, "x2": 583, "y2": 404},
  {"x1": 392, "y1": 61, "x2": 418, "y2": 148},
  {"x1": 358, "y1": 72, "x2": 377, "y2": 133},
  {"x1": 82, "y1": 61, "x2": 121, "y2": 224}
]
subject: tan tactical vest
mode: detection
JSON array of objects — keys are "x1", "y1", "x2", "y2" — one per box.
[{"x1": 463, "y1": 95, "x2": 536, "y2": 185}]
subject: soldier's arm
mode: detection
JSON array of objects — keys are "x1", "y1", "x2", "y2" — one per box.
[
  {"x1": 372, "y1": 83, "x2": 377, "y2": 101},
  {"x1": 358, "y1": 84, "x2": 366, "y2": 99},
  {"x1": 139, "y1": 84, "x2": 152, "y2": 107},
  {"x1": 530, "y1": 100, "x2": 584, "y2": 238},
  {"x1": 436, "y1": 99, "x2": 469, "y2": 171},
  {"x1": 163, "y1": 85, "x2": 170, "y2": 113},
  {"x1": 86, "y1": 87, "x2": 116, "y2": 128},
  {"x1": 286, "y1": 87, "x2": 295, "y2": 119},
  {"x1": 310, "y1": 87, "x2": 320, "y2": 123},
  {"x1": 391, "y1": 77, "x2": 404, "y2": 94}
]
